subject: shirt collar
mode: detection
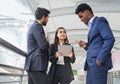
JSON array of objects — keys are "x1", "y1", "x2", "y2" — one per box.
[{"x1": 87, "y1": 16, "x2": 96, "y2": 29}]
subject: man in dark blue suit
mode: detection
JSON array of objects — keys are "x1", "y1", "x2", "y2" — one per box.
[
  {"x1": 24, "y1": 7, "x2": 50, "y2": 84},
  {"x1": 75, "y1": 3, "x2": 115, "y2": 84}
]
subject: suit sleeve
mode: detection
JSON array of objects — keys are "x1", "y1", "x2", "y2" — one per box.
[
  {"x1": 96, "y1": 17, "x2": 115, "y2": 63},
  {"x1": 33, "y1": 24, "x2": 49, "y2": 51},
  {"x1": 84, "y1": 43, "x2": 88, "y2": 50},
  {"x1": 69, "y1": 47, "x2": 76, "y2": 63},
  {"x1": 49, "y1": 44, "x2": 58, "y2": 63}
]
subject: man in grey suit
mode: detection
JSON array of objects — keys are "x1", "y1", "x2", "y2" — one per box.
[
  {"x1": 24, "y1": 7, "x2": 50, "y2": 84},
  {"x1": 75, "y1": 3, "x2": 115, "y2": 84}
]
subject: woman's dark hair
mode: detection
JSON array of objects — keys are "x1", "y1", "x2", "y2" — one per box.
[
  {"x1": 54, "y1": 27, "x2": 69, "y2": 45},
  {"x1": 35, "y1": 7, "x2": 50, "y2": 20},
  {"x1": 75, "y1": 3, "x2": 93, "y2": 15}
]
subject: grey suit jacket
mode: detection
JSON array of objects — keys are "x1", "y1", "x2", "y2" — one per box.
[{"x1": 24, "y1": 21, "x2": 49, "y2": 71}]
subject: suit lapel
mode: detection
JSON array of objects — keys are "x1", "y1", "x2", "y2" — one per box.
[
  {"x1": 88, "y1": 17, "x2": 98, "y2": 43},
  {"x1": 35, "y1": 21, "x2": 45, "y2": 35}
]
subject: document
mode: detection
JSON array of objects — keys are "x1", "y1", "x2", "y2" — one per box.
[{"x1": 59, "y1": 45, "x2": 72, "y2": 56}]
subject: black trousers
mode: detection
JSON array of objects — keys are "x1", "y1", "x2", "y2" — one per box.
[
  {"x1": 52, "y1": 70, "x2": 70, "y2": 84},
  {"x1": 27, "y1": 71, "x2": 49, "y2": 84}
]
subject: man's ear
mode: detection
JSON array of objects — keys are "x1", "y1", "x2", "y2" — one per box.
[
  {"x1": 42, "y1": 15, "x2": 45, "y2": 19},
  {"x1": 86, "y1": 10, "x2": 90, "y2": 13},
  {"x1": 41, "y1": 15, "x2": 45, "y2": 20}
]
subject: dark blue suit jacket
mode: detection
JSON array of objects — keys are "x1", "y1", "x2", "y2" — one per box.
[
  {"x1": 24, "y1": 21, "x2": 49, "y2": 71},
  {"x1": 84, "y1": 17, "x2": 115, "y2": 70}
]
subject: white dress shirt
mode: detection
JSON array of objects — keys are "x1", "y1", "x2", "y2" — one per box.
[{"x1": 87, "y1": 16, "x2": 96, "y2": 30}]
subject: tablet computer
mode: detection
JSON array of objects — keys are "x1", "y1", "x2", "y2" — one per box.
[{"x1": 59, "y1": 45, "x2": 72, "y2": 56}]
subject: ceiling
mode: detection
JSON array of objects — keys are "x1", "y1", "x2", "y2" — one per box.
[{"x1": 18, "y1": 0, "x2": 120, "y2": 17}]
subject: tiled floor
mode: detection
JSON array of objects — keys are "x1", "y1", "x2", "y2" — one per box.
[{"x1": 70, "y1": 76, "x2": 85, "y2": 84}]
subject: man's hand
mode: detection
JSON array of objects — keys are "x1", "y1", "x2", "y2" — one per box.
[
  {"x1": 96, "y1": 60, "x2": 102, "y2": 66},
  {"x1": 75, "y1": 40, "x2": 86, "y2": 48}
]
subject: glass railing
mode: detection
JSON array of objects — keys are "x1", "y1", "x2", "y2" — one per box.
[{"x1": 0, "y1": 38, "x2": 27, "y2": 84}]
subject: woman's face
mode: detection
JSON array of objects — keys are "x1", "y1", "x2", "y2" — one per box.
[{"x1": 57, "y1": 29, "x2": 67, "y2": 40}]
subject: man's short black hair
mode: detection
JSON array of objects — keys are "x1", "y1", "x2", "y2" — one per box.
[
  {"x1": 75, "y1": 3, "x2": 93, "y2": 15},
  {"x1": 35, "y1": 7, "x2": 50, "y2": 20}
]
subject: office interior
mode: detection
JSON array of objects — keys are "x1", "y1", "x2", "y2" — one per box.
[{"x1": 0, "y1": 0, "x2": 120, "y2": 84}]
